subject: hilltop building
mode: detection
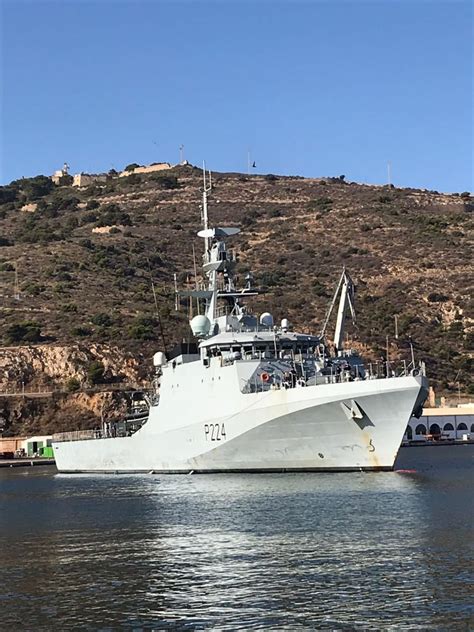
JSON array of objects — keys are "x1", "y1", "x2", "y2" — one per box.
[
  {"x1": 72, "y1": 173, "x2": 108, "y2": 188},
  {"x1": 119, "y1": 162, "x2": 171, "y2": 177},
  {"x1": 51, "y1": 162, "x2": 70, "y2": 184}
]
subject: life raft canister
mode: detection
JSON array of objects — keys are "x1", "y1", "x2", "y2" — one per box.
[{"x1": 260, "y1": 372, "x2": 270, "y2": 382}]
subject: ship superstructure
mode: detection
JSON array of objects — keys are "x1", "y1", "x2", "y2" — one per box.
[{"x1": 53, "y1": 168, "x2": 428, "y2": 473}]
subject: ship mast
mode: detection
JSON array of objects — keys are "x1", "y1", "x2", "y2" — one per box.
[
  {"x1": 201, "y1": 163, "x2": 212, "y2": 255},
  {"x1": 201, "y1": 164, "x2": 218, "y2": 324}
]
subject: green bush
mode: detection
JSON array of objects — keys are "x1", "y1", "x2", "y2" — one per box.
[
  {"x1": 124, "y1": 163, "x2": 140, "y2": 172},
  {"x1": 19, "y1": 175, "x2": 54, "y2": 201},
  {"x1": 91, "y1": 313, "x2": 113, "y2": 327},
  {"x1": 5, "y1": 321, "x2": 42, "y2": 344},
  {"x1": 61, "y1": 303, "x2": 78, "y2": 313},
  {"x1": 427, "y1": 292, "x2": 448, "y2": 303},
  {"x1": 127, "y1": 315, "x2": 157, "y2": 340},
  {"x1": 87, "y1": 361, "x2": 105, "y2": 384},
  {"x1": 0, "y1": 185, "x2": 19, "y2": 204},
  {"x1": 71, "y1": 326, "x2": 92, "y2": 337},
  {"x1": 65, "y1": 377, "x2": 81, "y2": 392}
]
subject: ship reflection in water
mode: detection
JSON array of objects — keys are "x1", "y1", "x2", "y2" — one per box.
[{"x1": 0, "y1": 445, "x2": 472, "y2": 630}]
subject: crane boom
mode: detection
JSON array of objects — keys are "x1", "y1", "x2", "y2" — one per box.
[{"x1": 319, "y1": 268, "x2": 356, "y2": 355}]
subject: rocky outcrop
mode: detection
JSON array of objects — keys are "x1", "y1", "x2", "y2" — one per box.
[
  {"x1": 0, "y1": 343, "x2": 143, "y2": 391},
  {"x1": 0, "y1": 390, "x2": 129, "y2": 436},
  {"x1": 0, "y1": 343, "x2": 146, "y2": 435}
]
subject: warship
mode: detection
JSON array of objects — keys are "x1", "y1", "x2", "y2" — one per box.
[{"x1": 53, "y1": 169, "x2": 428, "y2": 473}]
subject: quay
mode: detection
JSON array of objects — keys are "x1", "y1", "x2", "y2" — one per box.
[{"x1": 0, "y1": 458, "x2": 56, "y2": 468}]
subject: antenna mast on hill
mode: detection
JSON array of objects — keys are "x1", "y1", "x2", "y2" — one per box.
[
  {"x1": 202, "y1": 161, "x2": 212, "y2": 255},
  {"x1": 179, "y1": 144, "x2": 184, "y2": 163},
  {"x1": 13, "y1": 261, "x2": 20, "y2": 300}
]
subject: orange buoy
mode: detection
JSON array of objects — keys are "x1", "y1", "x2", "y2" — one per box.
[{"x1": 261, "y1": 372, "x2": 270, "y2": 382}]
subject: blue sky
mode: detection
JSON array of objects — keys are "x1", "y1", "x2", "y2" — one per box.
[{"x1": 1, "y1": 0, "x2": 472, "y2": 191}]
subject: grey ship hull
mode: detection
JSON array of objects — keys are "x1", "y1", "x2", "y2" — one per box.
[{"x1": 53, "y1": 376, "x2": 428, "y2": 473}]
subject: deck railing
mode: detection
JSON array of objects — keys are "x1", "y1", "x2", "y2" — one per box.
[
  {"x1": 241, "y1": 360, "x2": 425, "y2": 394},
  {"x1": 52, "y1": 430, "x2": 98, "y2": 443}
]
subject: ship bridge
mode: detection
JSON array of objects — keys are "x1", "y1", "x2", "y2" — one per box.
[{"x1": 199, "y1": 330, "x2": 322, "y2": 360}]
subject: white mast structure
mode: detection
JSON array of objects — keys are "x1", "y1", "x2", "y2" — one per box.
[
  {"x1": 183, "y1": 163, "x2": 242, "y2": 337},
  {"x1": 320, "y1": 268, "x2": 356, "y2": 356}
]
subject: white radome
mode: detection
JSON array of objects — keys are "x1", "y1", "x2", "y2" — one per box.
[{"x1": 190, "y1": 314, "x2": 211, "y2": 338}]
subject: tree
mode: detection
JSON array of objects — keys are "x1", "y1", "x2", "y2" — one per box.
[
  {"x1": 58, "y1": 174, "x2": 73, "y2": 186},
  {"x1": 124, "y1": 163, "x2": 140, "y2": 172},
  {"x1": 0, "y1": 185, "x2": 19, "y2": 204},
  {"x1": 87, "y1": 361, "x2": 105, "y2": 384},
  {"x1": 152, "y1": 174, "x2": 179, "y2": 189},
  {"x1": 14, "y1": 175, "x2": 54, "y2": 201}
]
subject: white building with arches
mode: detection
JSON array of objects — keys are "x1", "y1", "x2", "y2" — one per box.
[{"x1": 405, "y1": 405, "x2": 474, "y2": 442}]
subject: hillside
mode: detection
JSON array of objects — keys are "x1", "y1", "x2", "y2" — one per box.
[{"x1": 0, "y1": 166, "x2": 472, "y2": 433}]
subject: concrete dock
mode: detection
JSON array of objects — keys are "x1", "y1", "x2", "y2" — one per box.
[{"x1": 0, "y1": 458, "x2": 56, "y2": 468}]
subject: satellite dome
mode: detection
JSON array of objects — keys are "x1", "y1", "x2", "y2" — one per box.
[
  {"x1": 190, "y1": 315, "x2": 211, "y2": 337},
  {"x1": 153, "y1": 351, "x2": 167, "y2": 367},
  {"x1": 259, "y1": 312, "x2": 274, "y2": 328}
]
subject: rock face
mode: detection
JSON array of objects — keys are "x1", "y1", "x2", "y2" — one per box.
[
  {"x1": 0, "y1": 344, "x2": 145, "y2": 436},
  {"x1": 0, "y1": 391, "x2": 129, "y2": 437},
  {"x1": 0, "y1": 343, "x2": 142, "y2": 391}
]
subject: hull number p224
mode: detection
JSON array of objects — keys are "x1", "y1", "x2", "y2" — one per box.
[{"x1": 204, "y1": 423, "x2": 227, "y2": 441}]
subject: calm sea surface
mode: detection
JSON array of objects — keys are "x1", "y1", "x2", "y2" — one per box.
[{"x1": 0, "y1": 446, "x2": 472, "y2": 631}]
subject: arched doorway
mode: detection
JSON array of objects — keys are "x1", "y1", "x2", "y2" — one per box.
[
  {"x1": 443, "y1": 423, "x2": 454, "y2": 431},
  {"x1": 406, "y1": 425, "x2": 413, "y2": 440},
  {"x1": 415, "y1": 424, "x2": 426, "y2": 435},
  {"x1": 429, "y1": 423, "x2": 441, "y2": 436}
]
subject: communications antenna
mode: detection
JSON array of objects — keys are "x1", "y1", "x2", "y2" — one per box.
[
  {"x1": 201, "y1": 161, "x2": 212, "y2": 255},
  {"x1": 13, "y1": 261, "x2": 20, "y2": 300},
  {"x1": 179, "y1": 144, "x2": 184, "y2": 163}
]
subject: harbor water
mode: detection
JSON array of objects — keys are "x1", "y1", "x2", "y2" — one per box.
[{"x1": 0, "y1": 445, "x2": 472, "y2": 630}]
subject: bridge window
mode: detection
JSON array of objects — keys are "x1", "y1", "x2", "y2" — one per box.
[
  {"x1": 415, "y1": 424, "x2": 426, "y2": 435},
  {"x1": 429, "y1": 423, "x2": 441, "y2": 435},
  {"x1": 443, "y1": 423, "x2": 454, "y2": 431},
  {"x1": 457, "y1": 423, "x2": 468, "y2": 431}
]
